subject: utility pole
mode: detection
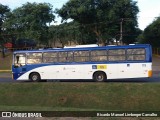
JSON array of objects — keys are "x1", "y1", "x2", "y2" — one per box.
[
  {"x1": 119, "y1": 18, "x2": 133, "y2": 45},
  {"x1": 119, "y1": 18, "x2": 123, "y2": 45}
]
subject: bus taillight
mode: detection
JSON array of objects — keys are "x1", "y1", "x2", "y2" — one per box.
[{"x1": 148, "y1": 70, "x2": 152, "y2": 77}]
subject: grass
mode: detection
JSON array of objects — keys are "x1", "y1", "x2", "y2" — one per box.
[{"x1": 0, "y1": 82, "x2": 160, "y2": 111}]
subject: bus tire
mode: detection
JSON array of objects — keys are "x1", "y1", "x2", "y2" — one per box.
[
  {"x1": 93, "y1": 71, "x2": 106, "y2": 82},
  {"x1": 29, "y1": 72, "x2": 41, "y2": 82}
]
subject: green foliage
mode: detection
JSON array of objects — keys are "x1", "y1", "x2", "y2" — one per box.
[
  {"x1": 48, "y1": 22, "x2": 97, "y2": 47},
  {"x1": 141, "y1": 17, "x2": 160, "y2": 47},
  {"x1": 0, "y1": 4, "x2": 10, "y2": 57},
  {"x1": 0, "y1": 4, "x2": 10, "y2": 31},
  {"x1": 3, "y1": 2, "x2": 55, "y2": 45},
  {"x1": 1, "y1": 0, "x2": 141, "y2": 47},
  {"x1": 56, "y1": 0, "x2": 139, "y2": 45},
  {"x1": 0, "y1": 4, "x2": 10, "y2": 43},
  {"x1": 123, "y1": 27, "x2": 142, "y2": 44}
]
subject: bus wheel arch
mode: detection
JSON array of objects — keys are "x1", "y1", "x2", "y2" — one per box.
[
  {"x1": 29, "y1": 72, "x2": 41, "y2": 82},
  {"x1": 93, "y1": 71, "x2": 107, "y2": 82}
]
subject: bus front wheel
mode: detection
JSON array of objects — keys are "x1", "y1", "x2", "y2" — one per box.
[
  {"x1": 29, "y1": 73, "x2": 41, "y2": 82},
  {"x1": 93, "y1": 71, "x2": 106, "y2": 82}
]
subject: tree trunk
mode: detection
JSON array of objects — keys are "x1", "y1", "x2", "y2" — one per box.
[
  {"x1": 2, "y1": 47, "x2": 5, "y2": 58},
  {"x1": 93, "y1": 27, "x2": 105, "y2": 46}
]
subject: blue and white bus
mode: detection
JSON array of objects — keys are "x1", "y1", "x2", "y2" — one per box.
[{"x1": 12, "y1": 44, "x2": 152, "y2": 82}]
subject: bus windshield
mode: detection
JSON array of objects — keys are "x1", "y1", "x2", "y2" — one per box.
[{"x1": 14, "y1": 53, "x2": 26, "y2": 67}]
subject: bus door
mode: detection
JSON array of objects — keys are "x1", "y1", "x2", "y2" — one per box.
[{"x1": 12, "y1": 53, "x2": 26, "y2": 79}]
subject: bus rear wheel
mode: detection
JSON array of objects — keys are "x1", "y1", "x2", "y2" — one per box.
[
  {"x1": 93, "y1": 71, "x2": 106, "y2": 82},
  {"x1": 30, "y1": 73, "x2": 41, "y2": 82}
]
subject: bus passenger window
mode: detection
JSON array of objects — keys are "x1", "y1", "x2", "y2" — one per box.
[
  {"x1": 74, "y1": 51, "x2": 89, "y2": 62},
  {"x1": 43, "y1": 52, "x2": 58, "y2": 63},
  {"x1": 108, "y1": 49, "x2": 125, "y2": 61},
  {"x1": 127, "y1": 48, "x2": 146, "y2": 61},
  {"x1": 58, "y1": 52, "x2": 73, "y2": 62},
  {"x1": 91, "y1": 50, "x2": 107, "y2": 61},
  {"x1": 27, "y1": 53, "x2": 42, "y2": 64}
]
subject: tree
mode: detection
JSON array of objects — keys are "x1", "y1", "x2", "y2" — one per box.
[
  {"x1": 49, "y1": 22, "x2": 79, "y2": 47},
  {"x1": 56, "y1": 0, "x2": 139, "y2": 45},
  {"x1": 123, "y1": 27, "x2": 142, "y2": 44},
  {"x1": 48, "y1": 21, "x2": 97, "y2": 47},
  {"x1": 3, "y1": 2, "x2": 55, "y2": 45},
  {"x1": 0, "y1": 4, "x2": 10, "y2": 57},
  {"x1": 0, "y1": 4, "x2": 10, "y2": 34},
  {"x1": 141, "y1": 17, "x2": 160, "y2": 47}
]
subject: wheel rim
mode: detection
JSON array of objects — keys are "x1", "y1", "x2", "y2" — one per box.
[
  {"x1": 96, "y1": 74, "x2": 104, "y2": 81},
  {"x1": 32, "y1": 75, "x2": 38, "y2": 81}
]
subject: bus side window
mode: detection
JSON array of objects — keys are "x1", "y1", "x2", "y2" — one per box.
[
  {"x1": 91, "y1": 50, "x2": 107, "y2": 61},
  {"x1": 43, "y1": 52, "x2": 58, "y2": 63},
  {"x1": 67, "y1": 52, "x2": 73, "y2": 62},
  {"x1": 127, "y1": 48, "x2": 146, "y2": 61},
  {"x1": 108, "y1": 49, "x2": 125, "y2": 61},
  {"x1": 27, "y1": 53, "x2": 42, "y2": 64},
  {"x1": 58, "y1": 51, "x2": 73, "y2": 62},
  {"x1": 74, "y1": 51, "x2": 89, "y2": 62}
]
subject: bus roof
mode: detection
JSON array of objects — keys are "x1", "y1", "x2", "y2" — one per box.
[
  {"x1": 64, "y1": 44, "x2": 98, "y2": 48},
  {"x1": 13, "y1": 44, "x2": 151, "y2": 54}
]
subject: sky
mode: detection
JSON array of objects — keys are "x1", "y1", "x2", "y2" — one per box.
[{"x1": 1, "y1": 0, "x2": 160, "y2": 30}]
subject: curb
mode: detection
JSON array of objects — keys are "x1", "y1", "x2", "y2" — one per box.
[{"x1": 0, "y1": 70, "x2": 12, "y2": 72}]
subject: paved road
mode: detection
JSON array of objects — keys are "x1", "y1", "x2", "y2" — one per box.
[{"x1": 0, "y1": 56, "x2": 159, "y2": 83}]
